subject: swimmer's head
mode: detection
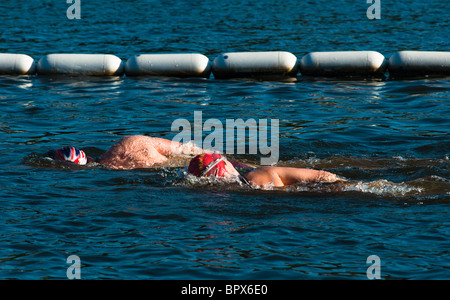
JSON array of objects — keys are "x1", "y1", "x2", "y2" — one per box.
[
  {"x1": 48, "y1": 146, "x2": 88, "y2": 165},
  {"x1": 188, "y1": 153, "x2": 228, "y2": 178}
]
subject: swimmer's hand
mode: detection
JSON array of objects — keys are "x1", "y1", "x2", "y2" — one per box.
[{"x1": 318, "y1": 171, "x2": 347, "y2": 182}]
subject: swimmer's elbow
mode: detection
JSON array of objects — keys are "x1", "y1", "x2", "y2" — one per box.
[{"x1": 246, "y1": 167, "x2": 285, "y2": 187}]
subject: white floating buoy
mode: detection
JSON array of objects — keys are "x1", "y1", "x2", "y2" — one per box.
[
  {"x1": 388, "y1": 51, "x2": 450, "y2": 77},
  {"x1": 0, "y1": 53, "x2": 36, "y2": 75},
  {"x1": 299, "y1": 51, "x2": 387, "y2": 77},
  {"x1": 37, "y1": 54, "x2": 124, "y2": 76},
  {"x1": 212, "y1": 51, "x2": 298, "y2": 79},
  {"x1": 125, "y1": 53, "x2": 211, "y2": 78}
]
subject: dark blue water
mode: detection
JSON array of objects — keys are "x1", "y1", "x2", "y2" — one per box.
[{"x1": 0, "y1": 0, "x2": 449, "y2": 280}]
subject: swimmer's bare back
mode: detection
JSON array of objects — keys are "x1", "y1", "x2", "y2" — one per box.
[{"x1": 98, "y1": 135, "x2": 206, "y2": 170}]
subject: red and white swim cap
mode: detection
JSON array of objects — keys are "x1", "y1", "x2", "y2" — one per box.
[{"x1": 188, "y1": 153, "x2": 226, "y2": 178}]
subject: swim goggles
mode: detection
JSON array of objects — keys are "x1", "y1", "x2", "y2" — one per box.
[{"x1": 200, "y1": 155, "x2": 225, "y2": 177}]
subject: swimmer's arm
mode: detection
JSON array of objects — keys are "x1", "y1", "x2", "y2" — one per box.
[
  {"x1": 245, "y1": 166, "x2": 341, "y2": 187},
  {"x1": 149, "y1": 137, "x2": 210, "y2": 157},
  {"x1": 276, "y1": 167, "x2": 342, "y2": 184}
]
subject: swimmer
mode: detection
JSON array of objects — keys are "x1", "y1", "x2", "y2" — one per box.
[
  {"x1": 46, "y1": 135, "x2": 253, "y2": 170},
  {"x1": 97, "y1": 135, "x2": 209, "y2": 169},
  {"x1": 188, "y1": 153, "x2": 344, "y2": 188},
  {"x1": 47, "y1": 135, "x2": 207, "y2": 168}
]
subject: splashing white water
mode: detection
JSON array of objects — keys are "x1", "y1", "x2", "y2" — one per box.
[{"x1": 343, "y1": 179, "x2": 423, "y2": 197}]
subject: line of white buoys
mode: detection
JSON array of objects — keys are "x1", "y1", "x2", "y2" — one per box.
[
  {"x1": 125, "y1": 53, "x2": 211, "y2": 78},
  {"x1": 299, "y1": 51, "x2": 387, "y2": 77},
  {"x1": 0, "y1": 51, "x2": 448, "y2": 79},
  {"x1": 0, "y1": 53, "x2": 36, "y2": 75},
  {"x1": 388, "y1": 51, "x2": 450, "y2": 77},
  {"x1": 37, "y1": 54, "x2": 124, "y2": 76},
  {"x1": 212, "y1": 51, "x2": 298, "y2": 79}
]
